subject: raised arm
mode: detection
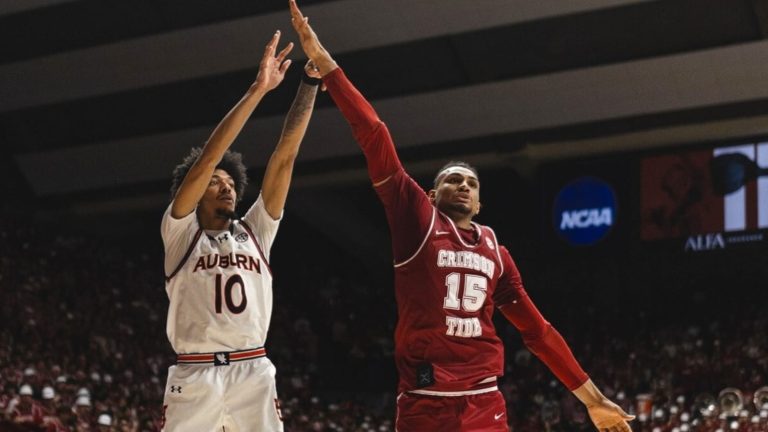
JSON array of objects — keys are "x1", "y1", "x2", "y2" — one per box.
[
  {"x1": 260, "y1": 62, "x2": 319, "y2": 219},
  {"x1": 289, "y1": 0, "x2": 401, "y2": 185},
  {"x1": 171, "y1": 31, "x2": 293, "y2": 218}
]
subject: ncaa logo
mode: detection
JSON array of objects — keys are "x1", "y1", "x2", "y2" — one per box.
[{"x1": 553, "y1": 177, "x2": 617, "y2": 246}]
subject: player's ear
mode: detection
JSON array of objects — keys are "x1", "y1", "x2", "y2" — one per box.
[
  {"x1": 475, "y1": 201, "x2": 482, "y2": 216},
  {"x1": 428, "y1": 189, "x2": 437, "y2": 204}
]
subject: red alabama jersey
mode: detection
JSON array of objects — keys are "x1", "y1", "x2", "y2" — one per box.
[
  {"x1": 393, "y1": 209, "x2": 506, "y2": 394},
  {"x1": 373, "y1": 169, "x2": 517, "y2": 394}
]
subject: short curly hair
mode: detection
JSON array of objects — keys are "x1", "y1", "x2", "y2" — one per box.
[
  {"x1": 170, "y1": 148, "x2": 249, "y2": 202},
  {"x1": 433, "y1": 161, "x2": 479, "y2": 187}
]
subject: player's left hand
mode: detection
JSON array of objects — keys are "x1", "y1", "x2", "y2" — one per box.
[
  {"x1": 289, "y1": 0, "x2": 337, "y2": 75},
  {"x1": 586, "y1": 399, "x2": 634, "y2": 432}
]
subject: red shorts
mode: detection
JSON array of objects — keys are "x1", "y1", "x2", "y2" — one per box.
[{"x1": 396, "y1": 390, "x2": 509, "y2": 432}]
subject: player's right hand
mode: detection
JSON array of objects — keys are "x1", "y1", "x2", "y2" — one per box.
[
  {"x1": 252, "y1": 31, "x2": 293, "y2": 93},
  {"x1": 586, "y1": 399, "x2": 634, "y2": 432}
]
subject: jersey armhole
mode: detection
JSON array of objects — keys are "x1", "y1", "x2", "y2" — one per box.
[
  {"x1": 165, "y1": 228, "x2": 203, "y2": 282},
  {"x1": 393, "y1": 207, "x2": 435, "y2": 268},
  {"x1": 487, "y1": 227, "x2": 505, "y2": 276},
  {"x1": 240, "y1": 220, "x2": 273, "y2": 277}
]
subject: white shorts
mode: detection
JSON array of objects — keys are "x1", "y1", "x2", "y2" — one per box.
[{"x1": 161, "y1": 356, "x2": 283, "y2": 432}]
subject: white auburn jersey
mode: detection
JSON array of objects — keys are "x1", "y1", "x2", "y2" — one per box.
[{"x1": 161, "y1": 195, "x2": 280, "y2": 354}]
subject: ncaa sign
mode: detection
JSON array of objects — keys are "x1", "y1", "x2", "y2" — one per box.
[{"x1": 553, "y1": 177, "x2": 617, "y2": 246}]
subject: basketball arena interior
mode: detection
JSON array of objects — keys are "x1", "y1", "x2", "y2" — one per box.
[{"x1": 1, "y1": 1, "x2": 767, "y2": 431}]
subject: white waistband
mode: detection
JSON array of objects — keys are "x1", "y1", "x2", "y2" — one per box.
[{"x1": 408, "y1": 385, "x2": 498, "y2": 397}]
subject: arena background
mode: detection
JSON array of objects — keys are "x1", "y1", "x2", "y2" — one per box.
[{"x1": 2, "y1": 1, "x2": 767, "y2": 431}]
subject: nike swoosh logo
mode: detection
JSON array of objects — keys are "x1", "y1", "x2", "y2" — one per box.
[{"x1": 494, "y1": 413, "x2": 504, "y2": 420}]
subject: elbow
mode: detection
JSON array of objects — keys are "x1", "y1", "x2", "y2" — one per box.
[
  {"x1": 357, "y1": 120, "x2": 387, "y2": 144},
  {"x1": 270, "y1": 150, "x2": 299, "y2": 171},
  {"x1": 195, "y1": 149, "x2": 221, "y2": 169},
  {"x1": 520, "y1": 321, "x2": 553, "y2": 347},
  {"x1": 370, "y1": 120, "x2": 386, "y2": 135}
]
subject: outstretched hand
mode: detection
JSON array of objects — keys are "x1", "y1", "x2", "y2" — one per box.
[
  {"x1": 289, "y1": 0, "x2": 337, "y2": 75},
  {"x1": 252, "y1": 30, "x2": 293, "y2": 93},
  {"x1": 586, "y1": 399, "x2": 634, "y2": 432}
]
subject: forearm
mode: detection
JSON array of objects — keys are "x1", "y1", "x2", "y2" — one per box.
[
  {"x1": 324, "y1": 68, "x2": 402, "y2": 183},
  {"x1": 324, "y1": 68, "x2": 383, "y2": 136},
  {"x1": 171, "y1": 87, "x2": 267, "y2": 217},
  {"x1": 275, "y1": 81, "x2": 318, "y2": 156},
  {"x1": 522, "y1": 324, "x2": 589, "y2": 390},
  {"x1": 498, "y1": 297, "x2": 589, "y2": 390},
  {"x1": 203, "y1": 87, "x2": 268, "y2": 164},
  {"x1": 261, "y1": 81, "x2": 317, "y2": 218}
]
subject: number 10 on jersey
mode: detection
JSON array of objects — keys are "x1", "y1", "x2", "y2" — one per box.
[{"x1": 214, "y1": 274, "x2": 247, "y2": 314}]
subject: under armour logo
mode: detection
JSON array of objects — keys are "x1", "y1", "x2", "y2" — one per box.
[
  {"x1": 214, "y1": 352, "x2": 230, "y2": 366},
  {"x1": 218, "y1": 234, "x2": 229, "y2": 243},
  {"x1": 418, "y1": 372, "x2": 431, "y2": 384},
  {"x1": 170, "y1": 386, "x2": 182, "y2": 393}
]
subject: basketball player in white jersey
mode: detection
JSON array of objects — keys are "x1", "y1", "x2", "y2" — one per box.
[{"x1": 160, "y1": 31, "x2": 320, "y2": 431}]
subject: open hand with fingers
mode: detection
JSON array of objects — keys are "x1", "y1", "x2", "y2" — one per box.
[
  {"x1": 252, "y1": 30, "x2": 294, "y2": 94},
  {"x1": 289, "y1": 0, "x2": 337, "y2": 75},
  {"x1": 586, "y1": 398, "x2": 635, "y2": 432}
]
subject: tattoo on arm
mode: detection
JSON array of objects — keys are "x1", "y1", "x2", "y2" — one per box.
[{"x1": 283, "y1": 83, "x2": 318, "y2": 134}]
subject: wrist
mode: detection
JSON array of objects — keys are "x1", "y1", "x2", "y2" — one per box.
[
  {"x1": 572, "y1": 379, "x2": 604, "y2": 407},
  {"x1": 301, "y1": 73, "x2": 322, "y2": 86},
  {"x1": 312, "y1": 53, "x2": 338, "y2": 77},
  {"x1": 246, "y1": 85, "x2": 269, "y2": 98}
]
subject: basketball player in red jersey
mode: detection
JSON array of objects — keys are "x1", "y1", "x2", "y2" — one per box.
[{"x1": 290, "y1": 2, "x2": 634, "y2": 431}]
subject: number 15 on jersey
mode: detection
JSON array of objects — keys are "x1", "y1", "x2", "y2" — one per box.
[{"x1": 443, "y1": 272, "x2": 487, "y2": 338}]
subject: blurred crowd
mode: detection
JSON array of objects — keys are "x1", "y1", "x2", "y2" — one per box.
[{"x1": 1, "y1": 217, "x2": 766, "y2": 431}]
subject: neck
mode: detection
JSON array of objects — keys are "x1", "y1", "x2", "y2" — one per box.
[
  {"x1": 455, "y1": 219, "x2": 473, "y2": 230},
  {"x1": 198, "y1": 209, "x2": 233, "y2": 231},
  {"x1": 448, "y1": 213, "x2": 473, "y2": 230}
]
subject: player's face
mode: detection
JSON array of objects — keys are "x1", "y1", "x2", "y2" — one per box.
[
  {"x1": 430, "y1": 169, "x2": 481, "y2": 219},
  {"x1": 200, "y1": 169, "x2": 237, "y2": 216}
]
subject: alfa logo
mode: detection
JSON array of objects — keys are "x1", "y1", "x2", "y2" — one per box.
[{"x1": 235, "y1": 232, "x2": 249, "y2": 243}]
